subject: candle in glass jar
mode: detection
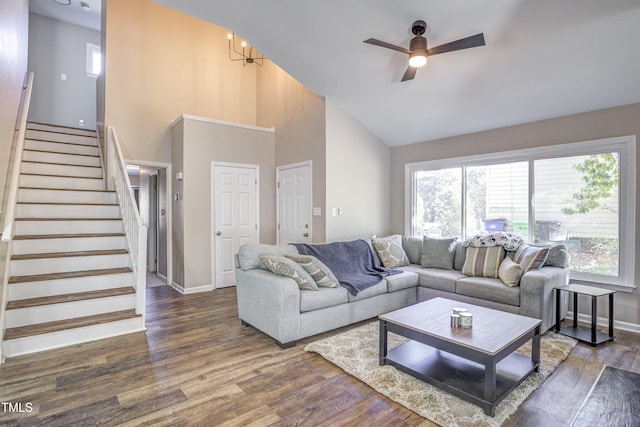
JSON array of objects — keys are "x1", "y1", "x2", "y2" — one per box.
[{"x1": 460, "y1": 312, "x2": 473, "y2": 328}]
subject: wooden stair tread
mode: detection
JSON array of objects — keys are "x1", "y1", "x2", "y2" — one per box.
[
  {"x1": 20, "y1": 172, "x2": 102, "y2": 179},
  {"x1": 6, "y1": 287, "x2": 136, "y2": 310},
  {"x1": 3, "y1": 309, "x2": 139, "y2": 340},
  {"x1": 22, "y1": 160, "x2": 101, "y2": 168},
  {"x1": 12, "y1": 249, "x2": 128, "y2": 260},
  {"x1": 9, "y1": 267, "x2": 133, "y2": 284},
  {"x1": 14, "y1": 233, "x2": 125, "y2": 240},
  {"x1": 15, "y1": 217, "x2": 122, "y2": 221},
  {"x1": 23, "y1": 149, "x2": 99, "y2": 158},
  {"x1": 19, "y1": 187, "x2": 114, "y2": 193},
  {"x1": 17, "y1": 202, "x2": 117, "y2": 206}
]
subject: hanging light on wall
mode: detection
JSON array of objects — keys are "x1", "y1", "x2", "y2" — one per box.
[{"x1": 227, "y1": 33, "x2": 265, "y2": 66}]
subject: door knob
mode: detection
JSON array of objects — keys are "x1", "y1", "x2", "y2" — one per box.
[
  {"x1": 216, "y1": 231, "x2": 222, "y2": 236},
  {"x1": 303, "y1": 232, "x2": 309, "y2": 237}
]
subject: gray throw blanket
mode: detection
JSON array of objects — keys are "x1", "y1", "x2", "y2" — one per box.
[{"x1": 293, "y1": 239, "x2": 401, "y2": 296}]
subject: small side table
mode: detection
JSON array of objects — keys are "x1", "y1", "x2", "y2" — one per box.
[{"x1": 555, "y1": 283, "x2": 615, "y2": 345}]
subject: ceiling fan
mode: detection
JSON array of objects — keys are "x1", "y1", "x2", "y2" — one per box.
[{"x1": 364, "y1": 20, "x2": 485, "y2": 82}]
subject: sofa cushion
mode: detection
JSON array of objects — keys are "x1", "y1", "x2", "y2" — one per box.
[
  {"x1": 285, "y1": 254, "x2": 340, "y2": 288},
  {"x1": 421, "y1": 237, "x2": 457, "y2": 269},
  {"x1": 238, "y1": 244, "x2": 285, "y2": 271},
  {"x1": 402, "y1": 236, "x2": 423, "y2": 265},
  {"x1": 498, "y1": 257, "x2": 523, "y2": 287},
  {"x1": 515, "y1": 244, "x2": 549, "y2": 272},
  {"x1": 348, "y1": 279, "x2": 387, "y2": 302},
  {"x1": 260, "y1": 255, "x2": 318, "y2": 291},
  {"x1": 456, "y1": 276, "x2": 521, "y2": 306},
  {"x1": 300, "y1": 287, "x2": 349, "y2": 312},
  {"x1": 538, "y1": 243, "x2": 570, "y2": 268},
  {"x1": 453, "y1": 242, "x2": 466, "y2": 271},
  {"x1": 413, "y1": 267, "x2": 466, "y2": 293},
  {"x1": 461, "y1": 246, "x2": 505, "y2": 278},
  {"x1": 372, "y1": 235, "x2": 409, "y2": 268},
  {"x1": 384, "y1": 270, "x2": 419, "y2": 292}
]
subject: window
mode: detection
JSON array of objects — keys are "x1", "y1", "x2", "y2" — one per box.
[
  {"x1": 86, "y1": 43, "x2": 101, "y2": 77},
  {"x1": 406, "y1": 136, "x2": 636, "y2": 288}
]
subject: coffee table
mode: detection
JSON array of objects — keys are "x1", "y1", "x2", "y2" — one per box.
[{"x1": 379, "y1": 297, "x2": 541, "y2": 416}]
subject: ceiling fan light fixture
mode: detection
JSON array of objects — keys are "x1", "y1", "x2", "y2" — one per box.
[{"x1": 409, "y1": 51, "x2": 427, "y2": 68}]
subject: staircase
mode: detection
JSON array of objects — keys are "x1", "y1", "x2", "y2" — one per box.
[{"x1": 1, "y1": 122, "x2": 145, "y2": 357}]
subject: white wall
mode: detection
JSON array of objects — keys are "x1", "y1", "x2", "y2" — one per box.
[
  {"x1": 325, "y1": 98, "x2": 391, "y2": 242},
  {"x1": 28, "y1": 13, "x2": 100, "y2": 129}
]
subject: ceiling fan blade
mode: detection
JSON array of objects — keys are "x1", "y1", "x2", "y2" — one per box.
[
  {"x1": 427, "y1": 33, "x2": 485, "y2": 56},
  {"x1": 401, "y1": 66, "x2": 417, "y2": 82},
  {"x1": 363, "y1": 38, "x2": 410, "y2": 55}
]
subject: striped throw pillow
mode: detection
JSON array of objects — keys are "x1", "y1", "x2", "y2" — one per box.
[
  {"x1": 461, "y1": 246, "x2": 505, "y2": 278},
  {"x1": 285, "y1": 254, "x2": 340, "y2": 288},
  {"x1": 514, "y1": 245, "x2": 549, "y2": 272}
]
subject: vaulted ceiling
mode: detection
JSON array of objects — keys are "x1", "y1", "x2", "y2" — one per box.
[{"x1": 34, "y1": 0, "x2": 640, "y2": 147}]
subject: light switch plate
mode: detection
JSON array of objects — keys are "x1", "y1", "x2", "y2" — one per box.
[{"x1": 313, "y1": 207, "x2": 321, "y2": 216}]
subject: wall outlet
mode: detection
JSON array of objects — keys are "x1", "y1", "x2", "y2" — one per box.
[
  {"x1": 78, "y1": 120, "x2": 85, "y2": 127},
  {"x1": 61, "y1": 73, "x2": 66, "y2": 81},
  {"x1": 313, "y1": 207, "x2": 321, "y2": 216}
]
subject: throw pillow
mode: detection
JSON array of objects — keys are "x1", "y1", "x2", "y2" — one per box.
[
  {"x1": 285, "y1": 254, "x2": 340, "y2": 288},
  {"x1": 461, "y1": 246, "x2": 506, "y2": 278},
  {"x1": 259, "y1": 255, "x2": 319, "y2": 291},
  {"x1": 421, "y1": 237, "x2": 457, "y2": 270},
  {"x1": 514, "y1": 244, "x2": 550, "y2": 273},
  {"x1": 498, "y1": 257, "x2": 523, "y2": 287},
  {"x1": 371, "y1": 235, "x2": 409, "y2": 269}
]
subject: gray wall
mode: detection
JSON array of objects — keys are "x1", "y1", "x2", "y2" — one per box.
[
  {"x1": 390, "y1": 103, "x2": 640, "y2": 329},
  {"x1": 325, "y1": 98, "x2": 391, "y2": 242},
  {"x1": 172, "y1": 116, "x2": 276, "y2": 291},
  {"x1": 28, "y1": 13, "x2": 100, "y2": 129}
]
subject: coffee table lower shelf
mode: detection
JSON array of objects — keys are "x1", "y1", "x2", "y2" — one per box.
[{"x1": 384, "y1": 340, "x2": 537, "y2": 416}]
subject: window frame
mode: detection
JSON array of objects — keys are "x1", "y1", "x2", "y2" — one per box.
[
  {"x1": 405, "y1": 135, "x2": 636, "y2": 290},
  {"x1": 86, "y1": 42, "x2": 101, "y2": 78}
]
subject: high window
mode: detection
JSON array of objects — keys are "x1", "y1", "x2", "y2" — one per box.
[
  {"x1": 405, "y1": 136, "x2": 636, "y2": 288},
  {"x1": 86, "y1": 43, "x2": 101, "y2": 78}
]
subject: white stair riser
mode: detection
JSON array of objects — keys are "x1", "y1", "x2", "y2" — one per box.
[
  {"x1": 23, "y1": 150, "x2": 100, "y2": 167},
  {"x1": 20, "y1": 174, "x2": 104, "y2": 190},
  {"x1": 8, "y1": 272, "x2": 134, "y2": 300},
  {"x1": 13, "y1": 236, "x2": 127, "y2": 255},
  {"x1": 18, "y1": 189, "x2": 115, "y2": 204},
  {"x1": 25, "y1": 139, "x2": 99, "y2": 157},
  {"x1": 2, "y1": 316, "x2": 144, "y2": 357},
  {"x1": 21, "y1": 162, "x2": 102, "y2": 178},
  {"x1": 14, "y1": 219, "x2": 124, "y2": 235},
  {"x1": 25, "y1": 140, "x2": 99, "y2": 156},
  {"x1": 27, "y1": 123, "x2": 96, "y2": 137},
  {"x1": 16, "y1": 204, "x2": 120, "y2": 219},
  {"x1": 6, "y1": 294, "x2": 136, "y2": 328},
  {"x1": 25, "y1": 130, "x2": 98, "y2": 146},
  {"x1": 11, "y1": 253, "x2": 131, "y2": 276}
]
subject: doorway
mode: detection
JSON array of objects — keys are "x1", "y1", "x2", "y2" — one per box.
[
  {"x1": 211, "y1": 162, "x2": 259, "y2": 288},
  {"x1": 125, "y1": 161, "x2": 172, "y2": 288},
  {"x1": 277, "y1": 161, "x2": 312, "y2": 244}
]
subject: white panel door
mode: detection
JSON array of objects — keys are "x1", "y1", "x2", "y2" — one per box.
[
  {"x1": 278, "y1": 163, "x2": 312, "y2": 244},
  {"x1": 213, "y1": 164, "x2": 258, "y2": 288}
]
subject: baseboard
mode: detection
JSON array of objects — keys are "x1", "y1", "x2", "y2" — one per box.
[
  {"x1": 568, "y1": 311, "x2": 640, "y2": 334},
  {"x1": 169, "y1": 281, "x2": 214, "y2": 294}
]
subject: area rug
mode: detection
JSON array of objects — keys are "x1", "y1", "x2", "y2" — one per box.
[
  {"x1": 304, "y1": 322, "x2": 577, "y2": 427},
  {"x1": 571, "y1": 365, "x2": 640, "y2": 427}
]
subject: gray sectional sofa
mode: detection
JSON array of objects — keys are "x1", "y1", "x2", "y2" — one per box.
[{"x1": 235, "y1": 236, "x2": 570, "y2": 348}]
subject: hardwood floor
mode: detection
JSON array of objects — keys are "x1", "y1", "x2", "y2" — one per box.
[{"x1": 0, "y1": 286, "x2": 638, "y2": 426}]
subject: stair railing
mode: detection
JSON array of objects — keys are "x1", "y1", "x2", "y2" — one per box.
[
  {"x1": 0, "y1": 72, "x2": 34, "y2": 361},
  {"x1": 105, "y1": 126, "x2": 147, "y2": 319},
  {"x1": 2, "y1": 72, "x2": 34, "y2": 242}
]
